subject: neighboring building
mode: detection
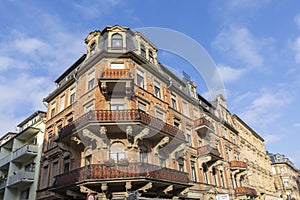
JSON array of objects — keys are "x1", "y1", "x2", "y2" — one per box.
[
  {"x1": 36, "y1": 25, "x2": 282, "y2": 200},
  {"x1": 268, "y1": 153, "x2": 300, "y2": 200},
  {"x1": 232, "y1": 115, "x2": 278, "y2": 200},
  {"x1": 0, "y1": 111, "x2": 46, "y2": 200}
]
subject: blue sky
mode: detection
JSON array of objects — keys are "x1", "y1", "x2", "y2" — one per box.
[{"x1": 0, "y1": 0, "x2": 300, "y2": 167}]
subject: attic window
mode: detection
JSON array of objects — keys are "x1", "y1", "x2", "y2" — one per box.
[
  {"x1": 90, "y1": 42, "x2": 96, "y2": 55},
  {"x1": 141, "y1": 44, "x2": 146, "y2": 58},
  {"x1": 111, "y1": 33, "x2": 123, "y2": 48}
]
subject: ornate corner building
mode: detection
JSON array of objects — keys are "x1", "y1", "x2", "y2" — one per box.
[
  {"x1": 0, "y1": 111, "x2": 46, "y2": 199},
  {"x1": 34, "y1": 25, "x2": 298, "y2": 200}
]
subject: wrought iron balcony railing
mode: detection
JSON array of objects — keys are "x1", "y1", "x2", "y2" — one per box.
[
  {"x1": 58, "y1": 109, "x2": 185, "y2": 140},
  {"x1": 53, "y1": 162, "x2": 190, "y2": 189}
]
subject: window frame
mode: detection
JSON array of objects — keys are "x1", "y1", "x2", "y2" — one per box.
[{"x1": 111, "y1": 33, "x2": 123, "y2": 48}]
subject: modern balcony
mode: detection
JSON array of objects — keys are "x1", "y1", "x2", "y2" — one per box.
[
  {"x1": 194, "y1": 117, "x2": 214, "y2": 136},
  {"x1": 58, "y1": 109, "x2": 185, "y2": 142},
  {"x1": 0, "y1": 154, "x2": 11, "y2": 169},
  {"x1": 99, "y1": 68, "x2": 133, "y2": 98},
  {"x1": 11, "y1": 144, "x2": 38, "y2": 163},
  {"x1": 197, "y1": 145, "x2": 222, "y2": 165},
  {"x1": 235, "y1": 187, "x2": 257, "y2": 197},
  {"x1": 230, "y1": 160, "x2": 247, "y2": 170},
  {"x1": 7, "y1": 171, "x2": 34, "y2": 188},
  {"x1": 0, "y1": 179, "x2": 7, "y2": 190},
  {"x1": 53, "y1": 162, "x2": 190, "y2": 189}
]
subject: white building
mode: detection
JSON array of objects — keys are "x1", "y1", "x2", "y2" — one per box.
[{"x1": 0, "y1": 111, "x2": 46, "y2": 200}]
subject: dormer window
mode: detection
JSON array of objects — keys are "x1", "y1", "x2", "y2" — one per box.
[
  {"x1": 90, "y1": 42, "x2": 96, "y2": 55},
  {"x1": 149, "y1": 51, "x2": 153, "y2": 62},
  {"x1": 141, "y1": 44, "x2": 146, "y2": 58},
  {"x1": 111, "y1": 33, "x2": 123, "y2": 48}
]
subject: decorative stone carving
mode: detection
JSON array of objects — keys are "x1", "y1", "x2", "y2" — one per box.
[
  {"x1": 137, "y1": 182, "x2": 152, "y2": 192},
  {"x1": 133, "y1": 128, "x2": 149, "y2": 148},
  {"x1": 163, "y1": 185, "x2": 173, "y2": 194},
  {"x1": 154, "y1": 136, "x2": 169, "y2": 154}
]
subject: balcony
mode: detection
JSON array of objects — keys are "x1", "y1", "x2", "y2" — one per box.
[
  {"x1": 197, "y1": 145, "x2": 222, "y2": 165},
  {"x1": 235, "y1": 187, "x2": 257, "y2": 197},
  {"x1": 99, "y1": 69, "x2": 133, "y2": 99},
  {"x1": 194, "y1": 117, "x2": 213, "y2": 136},
  {"x1": 7, "y1": 171, "x2": 34, "y2": 188},
  {"x1": 11, "y1": 144, "x2": 38, "y2": 163},
  {"x1": 58, "y1": 109, "x2": 185, "y2": 141},
  {"x1": 230, "y1": 160, "x2": 247, "y2": 170},
  {"x1": 54, "y1": 162, "x2": 190, "y2": 189},
  {"x1": 0, "y1": 155, "x2": 11, "y2": 169}
]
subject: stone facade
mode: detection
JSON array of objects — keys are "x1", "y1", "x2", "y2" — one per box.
[
  {"x1": 35, "y1": 25, "x2": 298, "y2": 200},
  {"x1": 268, "y1": 153, "x2": 300, "y2": 200}
]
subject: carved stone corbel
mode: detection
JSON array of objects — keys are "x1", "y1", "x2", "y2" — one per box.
[
  {"x1": 154, "y1": 136, "x2": 169, "y2": 154},
  {"x1": 132, "y1": 128, "x2": 149, "y2": 148},
  {"x1": 163, "y1": 185, "x2": 173, "y2": 194},
  {"x1": 197, "y1": 155, "x2": 212, "y2": 166},
  {"x1": 126, "y1": 126, "x2": 133, "y2": 148},
  {"x1": 125, "y1": 181, "x2": 132, "y2": 191},
  {"x1": 137, "y1": 182, "x2": 152, "y2": 192}
]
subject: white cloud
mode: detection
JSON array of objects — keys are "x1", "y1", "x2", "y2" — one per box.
[
  {"x1": 263, "y1": 133, "x2": 281, "y2": 144},
  {"x1": 239, "y1": 88, "x2": 292, "y2": 129},
  {"x1": 294, "y1": 13, "x2": 300, "y2": 29},
  {"x1": 216, "y1": 64, "x2": 245, "y2": 83},
  {"x1": 14, "y1": 37, "x2": 47, "y2": 54},
  {"x1": 0, "y1": 73, "x2": 53, "y2": 133},
  {"x1": 295, "y1": 123, "x2": 300, "y2": 128},
  {"x1": 213, "y1": 26, "x2": 270, "y2": 68}
]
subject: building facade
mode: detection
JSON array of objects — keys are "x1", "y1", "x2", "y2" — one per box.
[
  {"x1": 268, "y1": 153, "x2": 300, "y2": 200},
  {"x1": 0, "y1": 111, "x2": 46, "y2": 200},
  {"x1": 36, "y1": 25, "x2": 284, "y2": 200}
]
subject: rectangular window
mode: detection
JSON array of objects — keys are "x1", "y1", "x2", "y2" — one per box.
[
  {"x1": 191, "y1": 161, "x2": 197, "y2": 182},
  {"x1": 149, "y1": 51, "x2": 153, "y2": 62},
  {"x1": 25, "y1": 162, "x2": 35, "y2": 172},
  {"x1": 110, "y1": 63, "x2": 125, "y2": 69},
  {"x1": 47, "y1": 132, "x2": 53, "y2": 150},
  {"x1": 225, "y1": 147, "x2": 232, "y2": 161},
  {"x1": 178, "y1": 158, "x2": 184, "y2": 172},
  {"x1": 59, "y1": 95, "x2": 65, "y2": 112},
  {"x1": 63, "y1": 157, "x2": 70, "y2": 173},
  {"x1": 42, "y1": 166, "x2": 49, "y2": 188},
  {"x1": 186, "y1": 128, "x2": 192, "y2": 146},
  {"x1": 171, "y1": 94, "x2": 177, "y2": 110},
  {"x1": 69, "y1": 88, "x2": 76, "y2": 105},
  {"x1": 220, "y1": 170, "x2": 225, "y2": 187},
  {"x1": 154, "y1": 81, "x2": 161, "y2": 98},
  {"x1": 85, "y1": 102, "x2": 94, "y2": 113},
  {"x1": 138, "y1": 101, "x2": 147, "y2": 112},
  {"x1": 234, "y1": 151, "x2": 239, "y2": 161},
  {"x1": 156, "y1": 110, "x2": 164, "y2": 121},
  {"x1": 198, "y1": 139, "x2": 203, "y2": 147},
  {"x1": 182, "y1": 101, "x2": 189, "y2": 116},
  {"x1": 52, "y1": 161, "x2": 59, "y2": 185},
  {"x1": 194, "y1": 108, "x2": 199, "y2": 119},
  {"x1": 174, "y1": 118, "x2": 181, "y2": 129},
  {"x1": 85, "y1": 155, "x2": 92, "y2": 165},
  {"x1": 110, "y1": 98, "x2": 125, "y2": 110},
  {"x1": 87, "y1": 71, "x2": 95, "y2": 90},
  {"x1": 136, "y1": 69, "x2": 145, "y2": 88},
  {"x1": 50, "y1": 102, "x2": 56, "y2": 118}
]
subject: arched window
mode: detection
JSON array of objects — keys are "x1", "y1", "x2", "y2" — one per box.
[
  {"x1": 111, "y1": 33, "x2": 123, "y2": 48},
  {"x1": 110, "y1": 142, "x2": 126, "y2": 162},
  {"x1": 139, "y1": 145, "x2": 148, "y2": 163},
  {"x1": 90, "y1": 42, "x2": 96, "y2": 55}
]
